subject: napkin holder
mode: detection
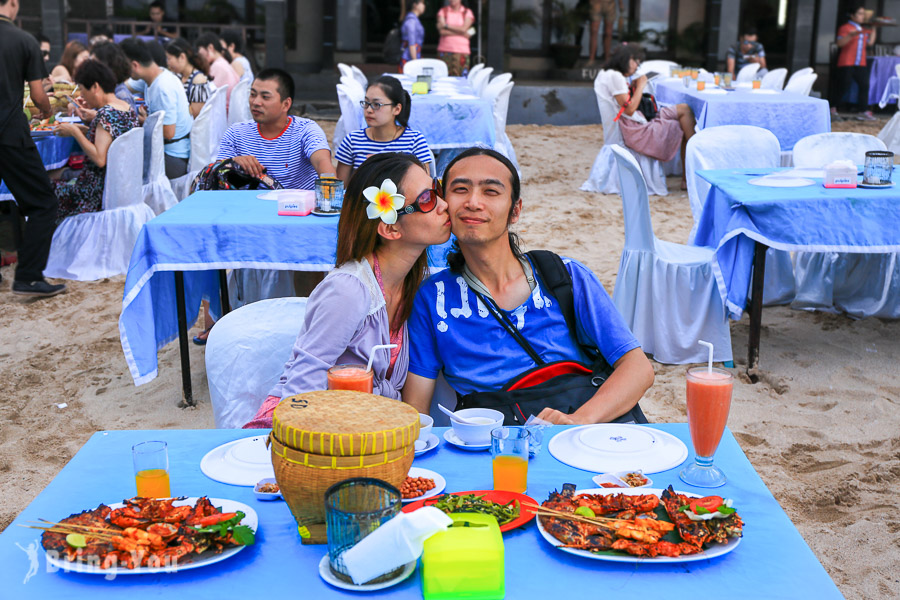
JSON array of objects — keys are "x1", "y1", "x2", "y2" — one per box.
[
  {"x1": 277, "y1": 190, "x2": 315, "y2": 216},
  {"x1": 823, "y1": 160, "x2": 857, "y2": 189},
  {"x1": 422, "y1": 513, "x2": 504, "y2": 600}
]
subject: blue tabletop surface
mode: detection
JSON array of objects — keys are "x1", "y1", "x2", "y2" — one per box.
[
  {"x1": 118, "y1": 191, "x2": 451, "y2": 385},
  {"x1": 0, "y1": 425, "x2": 842, "y2": 599},
  {"x1": 694, "y1": 167, "x2": 900, "y2": 318},
  {"x1": 0, "y1": 136, "x2": 76, "y2": 200},
  {"x1": 655, "y1": 80, "x2": 831, "y2": 151}
]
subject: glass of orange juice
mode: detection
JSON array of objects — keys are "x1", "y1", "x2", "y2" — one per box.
[
  {"x1": 752, "y1": 79, "x2": 761, "y2": 90},
  {"x1": 133, "y1": 441, "x2": 171, "y2": 498},
  {"x1": 490, "y1": 427, "x2": 529, "y2": 493},
  {"x1": 327, "y1": 364, "x2": 374, "y2": 392},
  {"x1": 680, "y1": 367, "x2": 733, "y2": 488}
]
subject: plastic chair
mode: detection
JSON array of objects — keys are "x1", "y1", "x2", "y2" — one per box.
[
  {"x1": 783, "y1": 73, "x2": 817, "y2": 96},
  {"x1": 482, "y1": 79, "x2": 519, "y2": 171},
  {"x1": 790, "y1": 132, "x2": 899, "y2": 318},
  {"x1": 877, "y1": 111, "x2": 900, "y2": 155},
  {"x1": 685, "y1": 125, "x2": 796, "y2": 305},
  {"x1": 466, "y1": 63, "x2": 485, "y2": 85},
  {"x1": 340, "y1": 74, "x2": 366, "y2": 98},
  {"x1": 350, "y1": 64, "x2": 368, "y2": 90},
  {"x1": 403, "y1": 58, "x2": 449, "y2": 79},
  {"x1": 426, "y1": 147, "x2": 437, "y2": 177},
  {"x1": 142, "y1": 110, "x2": 177, "y2": 215},
  {"x1": 44, "y1": 128, "x2": 155, "y2": 280},
  {"x1": 170, "y1": 85, "x2": 229, "y2": 200},
  {"x1": 227, "y1": 78, "x2": 252, "y2": 126},
  {"x1": 334, "y1": 82, "x2": 365, "y2": 150},
  {"x1": 581, "y1": 71, "x2": 668, "y2": 196},
  {"x1": 471, "y1": 67, "x2": 494, "y2": 97},
  {"x1": 636, "y1": 60, "x2": 678, "y2": 78},
  {"x1": 736, "y1": 63, "x2": 761, "y2": 82},
  {"x1": 785, "y1": 67, "x2": 814, "y2": 90},
  {"x1": 760, "y1": 68, "x2": 787, "y2": 90},
  {"x1": 610, "y1": 145, "x2": 732, "y2": 364}
]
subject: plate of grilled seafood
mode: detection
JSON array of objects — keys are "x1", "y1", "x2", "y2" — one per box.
[
  {"x1": 36, "y1": 496, "x2": 257, "y2": 574},
  {"x1": 533, "y1": 484, "x2": 742, "y2": 563}
]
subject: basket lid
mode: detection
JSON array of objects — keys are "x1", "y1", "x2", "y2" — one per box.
[{"x1": 272, "y1": 391, "x2": 420, "y2": 457}]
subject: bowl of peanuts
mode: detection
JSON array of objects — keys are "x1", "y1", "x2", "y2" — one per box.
[{"x1": 400, "y1": 467, "x2": 446, "y2": 503}]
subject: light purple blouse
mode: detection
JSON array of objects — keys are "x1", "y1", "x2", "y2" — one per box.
[{"x1": 267, "y1": 259, "x2": 409, "y2": 400}]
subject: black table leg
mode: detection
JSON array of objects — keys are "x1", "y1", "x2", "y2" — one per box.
[
  {"x1": 747, "y1": 242, "x2": 768, "y2": 382},
  {"x1": 174, "y1": 271, "x2": 194, "y2": 406},
  {"x1": 218, "y1": 269, "x2": 231, "y2": 316}
]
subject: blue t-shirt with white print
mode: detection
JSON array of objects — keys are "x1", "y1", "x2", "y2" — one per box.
[{"x1": 407, "y1": 255, "x2": 640, "y2": 395}]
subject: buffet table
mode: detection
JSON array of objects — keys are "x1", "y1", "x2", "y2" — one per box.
[
  {"x1": 0, "y1": 136, "x2": 76, "y2": 201},
  {"x1": 0, "y1": 425, "x2": 842, "y2": 599}
]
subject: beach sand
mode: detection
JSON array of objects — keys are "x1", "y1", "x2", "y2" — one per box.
[{"x1": 1, "y1": 118, "x2": 898, "y2": 598}]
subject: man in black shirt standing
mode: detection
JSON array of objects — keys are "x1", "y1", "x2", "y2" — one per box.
[{"x1": 0, "y1": 0, "x2": 66, "y2": 296}]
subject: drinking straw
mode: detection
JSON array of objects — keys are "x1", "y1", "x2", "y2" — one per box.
[
  {"x1": 366, "y1": 344, "x2": 398, "y2": 373},
  {"x1": 698, "y1": 340, "x2": 714, "y2": 373}
]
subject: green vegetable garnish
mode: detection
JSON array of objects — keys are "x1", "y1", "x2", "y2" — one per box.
[
  {"x1": 430, "y1": 494, "x2": 521, "y2": 525},
  {"x1": 694, "y1": 506, "x2": 711, "y2": 515},
  {"x1": 716, "y1": 505, "x2": 736, "y2": 515},
  {"x1": 190, "y1": 511, "x2": 255, "y2": 545},
  {"x1": 678, "y1": 504, "x2": 690, "y2": 512}
]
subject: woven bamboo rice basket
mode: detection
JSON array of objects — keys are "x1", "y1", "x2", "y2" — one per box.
[{"x1": 270, "y1": 390, "x2": 419, "y2": 530}]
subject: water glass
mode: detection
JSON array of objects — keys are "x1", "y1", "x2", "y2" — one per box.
[
  {"x1": 490, "y1": 427, "x2": 529, "y2": 493},
  {"x1": 723, "y1": 72, "x2": 733, "y2": 87},
  {"x1": 315, "y1": 177, "x2": 344, "y2": 212},
  {"x1": 133, "y1": 441, "x2": 171, "y2": 498},
  {"x1": 863, "y1": 151, "x2": 894, "y2": 185},
  {"x1": 325, "y1": 478, "x2": 402, "y2": 584}
]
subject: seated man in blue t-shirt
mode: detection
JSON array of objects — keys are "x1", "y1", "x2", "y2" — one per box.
[{"x1": 403, "y1": 148, "x2": 654, "y2": 424}]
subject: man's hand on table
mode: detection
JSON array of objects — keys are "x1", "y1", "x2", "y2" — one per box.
[{"x1": 233, "y1": 155, "x2": 266, "y2": 178}]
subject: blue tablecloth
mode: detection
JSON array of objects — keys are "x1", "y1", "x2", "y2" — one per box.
[
  {"x1": 0, "y1": 136, "x2": 76, "y2": 201},
  {"x1": 0, "y1": 425, "x2": 842, "y2": 599},
  {"x1": 694, "y1": 167, "x2": 900, "y2": 318},
  {"x1": 868, "y1": 56, "x2": 900, "y2": 106},
  {"x1": 655, "y1": 80, "x2": 831, "y2": 151},
  {"x1": 119, "y1": 191, "x2": 451, "y2": 386}
]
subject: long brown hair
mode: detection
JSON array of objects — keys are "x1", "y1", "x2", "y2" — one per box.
[
  {"x1": 58, "y1": 41, "x2": 87, "y2": 79},
  {"x1": 337, "y1": 152, "x2": 429, "y2": 331}
]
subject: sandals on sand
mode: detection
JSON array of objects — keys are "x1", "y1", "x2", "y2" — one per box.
[{"x1": 193, "y1": 328, "x2": 212, "y2": 346}]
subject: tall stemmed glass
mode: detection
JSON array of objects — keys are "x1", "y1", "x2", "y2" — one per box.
[{"x1": 679, "y1": 366, "x2": 733, "y2": 488}]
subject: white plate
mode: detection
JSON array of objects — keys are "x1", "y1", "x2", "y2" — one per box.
[
  {"x1": 311, "y1": 209, "x2": 341, "y2": 217},
  {"x1": 200, "y1": 436, "x2": 274, "y2": 486},
  {"x1": 748, "y1": 176, "x2": 815, "y2": 187},
  {"x1": 443, "y1": 429, "x2": 491, "y2": 451},
  {"x1": 592, "y1": 471, "x2": 653, "y2": 488},
  {"x1": 403, "y1": 467, "x2": 446, "y2": 503},
  {"x1": 858, "y1": 181, "x2": 894, "y2": 189},
  {"x1": 319, "y1": 554, "x2": 416, "y2": 590},
  {"x1": 535, "y1": 487, "x2": 741, "y2": 563},
  {"x1": 44, "y1": 497, "x2": 258, "y2": 574},
  {"x1": 548, "y1": 425, "x2": 688, "y2": 474},
  {"x1": 749, "y1": 88, "x2": 778, "y2": 94},
  {"x1": 414, "y1": 433, "x2": 440, "y2": 456}
]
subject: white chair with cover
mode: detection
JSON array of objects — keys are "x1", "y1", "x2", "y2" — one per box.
[
  {"x1": 44, "y1": 128, "x2": 155, "y2": 280},
  {"x1": 791, "y1": 133, "x2": 899, "y2": 318},
  {"x1": 483, "y1": 72, "x2": 512, "y2": 96},
  {"x1": 334, "y1": 82, "x2": 365, "y2": 150},
  {"x1": 426, "y1": 147, "x2": 437, "y2": 177},
  {"x1": 736, "y1": 63, "x2": 761, "y2": 82},
  {"x1": 786, "y1": 67, "x2": 814, "y2": 89},
  {"x1": 340, "y1": 74, "x2": 366, "y2": 98},
  {"x1": 466, "y1": 63, "x2": 485, "y2": 85},
  {"x1": 783, "y1": 73, "x2": 817, "y2": 96},
  {"x1": 685, "y1": 125, "x2": 796, "y2": 305},
  {"x1": 581, "y1": 71, "x2": 668, "y2": 196},
  {"x1": 610, "y1": 145, "x2": 732, "y2": 364},
  {"x1": 471, "y1": 67, "x2": 494, "y2": 97},
  {"x1": 141, "y1": 110, "x2": 177, "y2": 215},
  {"x1": 636, "y1": 60, "x2": 678, "y2": 78},
  {"x1": 170, "y1": 85, "x2": 229, "y2": 201},
  {"x1": 403, "y1": 58, "x2": 449, "y2": 79},
  {"x1": 482, "y1": 79, "x2": 518, "y2": 169},
  {"x1": 206, "y1": 296, "x2": 459, "y2": 428},
  {"x1": 350, "y1": 65, "x2": 368, "y2": 90},
  {"x1": 877, "y1": 111, "x2": 900, "y2": 155},
  {"x1": 760, "y1": 68, "x2": 787, "y2": 90},
  {"x1": 227, "y1": 78, "x2": 252, "y2": 126},
  {"x1": 336, "y1": 62, "x2": 354, "y2": 82}
]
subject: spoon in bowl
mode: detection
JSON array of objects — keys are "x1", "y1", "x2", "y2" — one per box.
[{"x1": 437, "y1": 403, "x2": 480, "y2": 425}]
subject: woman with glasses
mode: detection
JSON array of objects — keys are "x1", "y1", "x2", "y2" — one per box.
[
  {"x1": 244, "y1": 152, "x2": 450, "y2": 428},
  {"x1": 335, "y1": 75, "x2": 432, "y2": 185}
]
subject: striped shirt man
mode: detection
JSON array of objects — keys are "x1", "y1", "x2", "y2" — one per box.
[
  {"x1": 217, "y1": 116, "x2": 330, "y2": 189},
  {"x1": 335, "y1": 127, "x2": 431, "y2": 171}
]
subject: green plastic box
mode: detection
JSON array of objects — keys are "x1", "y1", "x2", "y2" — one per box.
[{"x1": 422, "y1": 512, "x2": 505, "y2": 600}]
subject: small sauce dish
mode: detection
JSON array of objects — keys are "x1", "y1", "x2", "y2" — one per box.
[{"x1": 254, "y1": 477, "x2": 283, "y2": 501}]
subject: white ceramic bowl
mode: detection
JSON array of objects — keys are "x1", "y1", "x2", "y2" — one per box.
[
  {"x1": 254, "y1": 477, "x2": 282, "y2": 501},
  {"x1": 450, "y1": 408, "x2": 504, "y2": 445},
  {"x1": 418, "y1": 413, "x2": 434, "y2": 441}
]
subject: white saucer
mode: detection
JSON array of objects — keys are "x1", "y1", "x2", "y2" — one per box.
[
  {"x1": 414, "y1": 433, "x2": 440, "y2": 456},
  {"x1": 318, "y1": 554, "x2": 416, "y2": 591},
  {"x1": 443, "y1": 429, "x2": 491, "y2": 451},
  {"x1": 548, "y1": 424, "x2": 688, "y2": 474},
  {"x1": 858, "y1": 181, "x2": 894, "y2": 189},
  {"x1": 748, "y1": 176, "x2": 815, "y2": 188},
  {"x1": 200, "y1": 435, "x2": 275, "y2": 486},
  {"x1": 403, "y1": 467, "x2": 446, "y2": 503},
  {"x1": 311, "y1": 209, "x2": 341, "y2": 217}
]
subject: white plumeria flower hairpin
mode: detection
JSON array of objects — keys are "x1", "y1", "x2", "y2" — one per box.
[{"x1": 363, "y1": 179, "x2": 406, "y2": 224}]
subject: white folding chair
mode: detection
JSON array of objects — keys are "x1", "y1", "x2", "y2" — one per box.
[
  {"x1": 466, "y1": 63, "x2": 485, "y2": 85},
  {"x1": 760, "y1": 68, "x2": 787, "y2": 90},
  {"x1": 471, "y1": 66, "x2": 494, "y2": 97},
  {"x1": 142, "y1": 110, "x2": 177, "y2": 215},
  {"x1": 334, "y1": 82, "x2": 365, "y2": 150},
  {"x1": 783, "y1": 73, "x2": 817, "y2": 96},
  {"x1": 403, "y1": 58, "x2": 449, "y2": 79},
  {"x1": 785, "y1": 67, "x2": 814, "y2": 90},
  {"x1": 791, "y1": 132, "x2": 899, "y2": 318},
  {"x1": 44, "y1": 128, "x2": 155, "y2": 280},
  {"x1": 685, "y1": 125, "x2": 796, "y2": 305},
  {"x1": 350, "y1": 65, "x2": 368, "y2": 90},
  {"x1": 636, "y1": 60, "x2": 678, "y2": 78},
  {"x1": 610, "y1": 145, "x2": 732, "y2": 364},
  {"x1": 736, "y1": 63, "x2": 761, "y2": 82},
  {"x1": 581, "y1": 71, "x2": 668, "y2": 196},
  {"x1": 227, "y1": 78, "x2": 252, "y2": 126},
  {"x1": 482, "y1": 79, "x2": 518, "y2": 171},
  {"x1": 169, "y1": 85, "x2": 229, "y2": 200}
]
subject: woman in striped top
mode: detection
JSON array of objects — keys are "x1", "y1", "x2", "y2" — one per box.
[
  {"x1": 165, "y1": 38, "x2": 217, "y2": 118},
  {"x1": 335, "y1": 76, "x2": 432, "y2": 184}
]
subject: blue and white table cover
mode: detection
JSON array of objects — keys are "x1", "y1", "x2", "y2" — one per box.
[
  {"x1": 119, "y1": 190, "x2": 450, "y2": 386},
  {"x1": 0, "y1": 425, "x2": 842, "y2": 599},
  {"x1": 868, "y1": 56, "x2": 900, "y2": 106},
  {"x1": 0, "y1": 136, "x2": 76, "y2": 201},
  {"x1": 655, "y1": 79, "x2": 831, "y2": 151},
  {"x1": 878, "y1": 76, "x2": 899, "y2": 108},
  {"x1": 694, "y1": 167, "x2": 900, "y2": 319}
]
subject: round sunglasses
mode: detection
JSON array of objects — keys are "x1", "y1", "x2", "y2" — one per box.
[{"x1": 397, "y1": 178, "x2": 443, "y2": 217}]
